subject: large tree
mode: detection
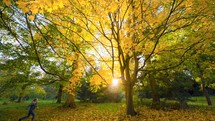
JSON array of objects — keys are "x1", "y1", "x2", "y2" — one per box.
[{"x1": 2, "y1": 0, "x2": 214, "y2": 115}]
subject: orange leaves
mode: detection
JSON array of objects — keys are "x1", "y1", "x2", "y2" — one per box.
[
  {"x1": 90, "y1": 75, "x2": 103, "y2": 85},
  {"x1": 34, "y1": 33, "x2": 42, "y2": 40},
  {"x1": 205, "y1": 33, "x2": 213, "y2": 39},
  {"x1": 16, "y1": 0, "x2": 70, "y2": 19},
  {"x1": 11, "y1": 0, "x2": 213, "y2": 97},
  {"x1": 65, "y1": 52, "x2": 79, "y2": 62},
  {"x1": 64, "y1": 52, "x2": 85, "y2": 94},
  {"x1": 89, "y1": 67, "x2": 123, "y2": 92},
  {"x1": 144, "y1": 41, "x2": 155, "y2": 54},
  {"x1": 89, "y1": 69, "x2": 113, "y2": 92},
  {"x1": 90, "y1": 75, "x2": 103, "y2": 92},
  {"x1": 2, "y1": 102, "x2": 215, "y2": 120},
  {"x1": 183, "y1": 0, "x2": 193, "y2": 8},
  {"x1": 92, "y1": 70, "x2": 112, "y2": 83},
  {"x1": 65, "y1": 55, "x2": 77, "y2": 64},
  {"x1": 16, "y1": 1, "x2": 28, "y2": 13},
  {"x1": 28, "y1": 15, "x2": 35, "y2": 21},
  {"x1": 69, "y1": 68, "x2": 83, "y2": 86},
  {"x1": 121, "y1": 37, "x2": 134, "y2": 55},
  {"x1": 108, "y1": 1, "x2": 120, "y2": 13},
  {"x1": 3, "y1": 0, "x2": 11, "y2": 6}
]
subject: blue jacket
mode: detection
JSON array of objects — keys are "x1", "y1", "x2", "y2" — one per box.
[{"x1": 27, "y1": 101, "x2": 37, "y2": 111}]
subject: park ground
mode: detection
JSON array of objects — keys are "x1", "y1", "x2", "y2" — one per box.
[{"x1": 0, "y1": 97, "x2": 215, "y2": 121}]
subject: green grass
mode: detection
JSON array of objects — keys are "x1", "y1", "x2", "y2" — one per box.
[
  {"x1": 0, "y1": 100, "x2": 124, "y2": 121},
  {"x1": 137, "y1": 96, "x2": 215, "y2": 107},
  {"x1": 187, "y1": 96, "x2": 215, "y2": 110},
  {"x1": 0, "y1": 97, "x2": 215, "y2": 121},
  {"x1": 189, "y1": 96, "x2": 215, "y2": 105}
]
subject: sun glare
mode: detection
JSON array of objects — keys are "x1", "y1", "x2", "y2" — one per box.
[{"x1": 112, "y1": 78, "x2": 118, "y2": 86}]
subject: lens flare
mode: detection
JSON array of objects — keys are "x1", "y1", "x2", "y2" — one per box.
[{"x1": 112, "y1": 78, "x2": 118, "y2": 86}]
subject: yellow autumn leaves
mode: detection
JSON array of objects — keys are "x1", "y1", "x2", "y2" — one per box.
[
  {"x1": 90, "y1": 69, "x2": 122, "y2": 92},
  {"x1": 3, "y1": 0, "x2": 213, "y2": 95},
  {"x1": 3, "y1": 103, "x2": 215, "y2": 121},
  {"x1": 3, "y1": 0, "x2": 11, "y2": 6}
]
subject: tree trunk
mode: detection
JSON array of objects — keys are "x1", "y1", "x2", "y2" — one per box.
[
  {"x1": 200, "y1": 76, "x2": 212, "y2": 106},
  {"x1": 64, "y1": 93, "x2": 76, "y2": 108},
  {"x1": 17, "y1": 86, "x2": 26, "y2": 103},
  {"x1": 197, "y1": 63, "x2": 212, "y2": 106},
  {"x1": 56, "y1": 84, "x2": 63, "y2": 103},
  {"x1": 17, "y1": 92, "x2": 24, "y2": 103},
  {"x1": 63, "y1": 53, "x2": 79, "y2": 108},
  {"x1": 125, "y1": 83, "x2": 136, "y2": 116},
  {"x1": 149, "y1": 72, "x2": 160, "y2": 107}
]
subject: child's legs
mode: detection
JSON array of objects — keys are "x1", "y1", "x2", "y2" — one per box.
[
  {"x1": 19, "y1": 112, "x2": 31, "y2": 120},
  {"x1": 29, "y1": 111, "x2": 35, "y2": 121}
]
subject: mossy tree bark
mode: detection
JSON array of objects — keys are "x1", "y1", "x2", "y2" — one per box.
[
  {"x1": 56, "y1": 84, "x2": 63, "y2": 103},
  {"x1": 149, "y1": 72, "x2": 160, "y2": 107}
]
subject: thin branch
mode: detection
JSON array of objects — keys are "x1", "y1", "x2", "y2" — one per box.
[{"x1": 25, "y1": 15, "x2": 64, "y2": 80}]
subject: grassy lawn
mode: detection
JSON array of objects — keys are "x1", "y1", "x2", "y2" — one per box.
[
  {"x1": 189, "y1": 96, "x2": 215, "y2": 108},
  {"x1": 0, "y1": 97, "x2": 215, "y2": 121}
]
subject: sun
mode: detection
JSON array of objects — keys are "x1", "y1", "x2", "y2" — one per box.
[{"x1": 112, "y1": 78, "x2": 118, "y2": 86}]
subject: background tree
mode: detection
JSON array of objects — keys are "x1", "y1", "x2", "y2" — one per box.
[{"x1": 0, "y1": 2, "x2": 71, "y2": 105}]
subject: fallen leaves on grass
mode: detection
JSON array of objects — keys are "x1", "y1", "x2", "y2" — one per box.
[{"x1": 1, "y1": 104, "x2": 215, "y2": 121}]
